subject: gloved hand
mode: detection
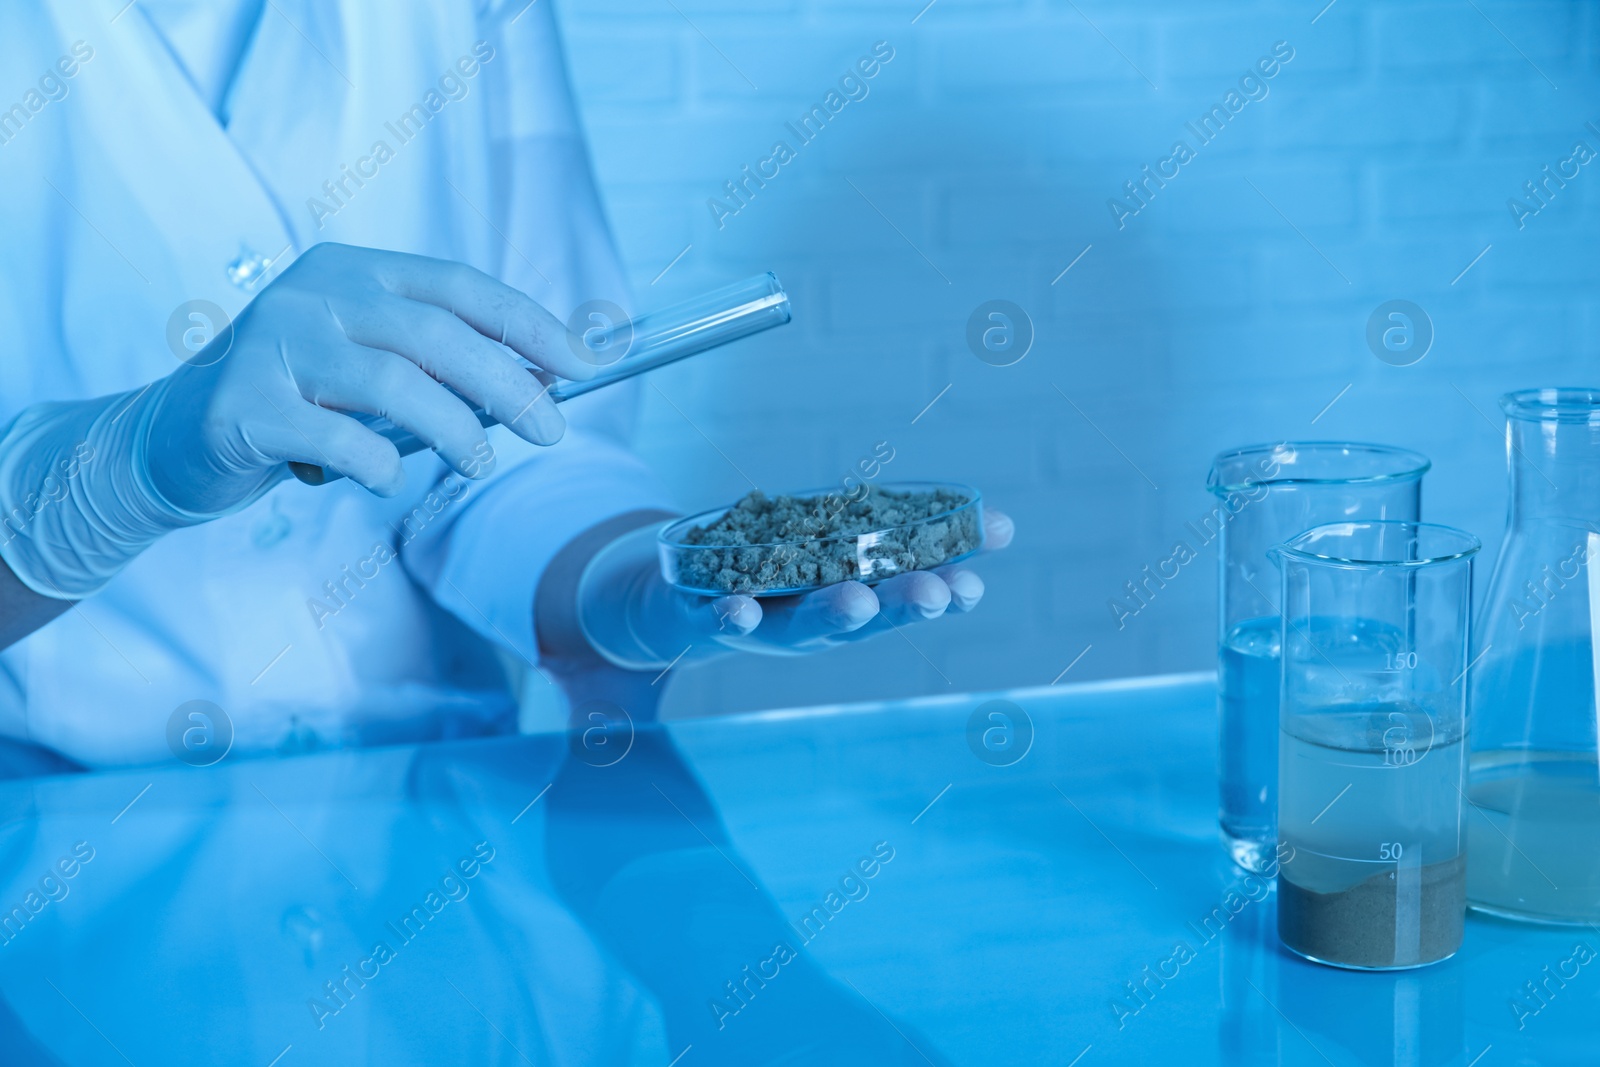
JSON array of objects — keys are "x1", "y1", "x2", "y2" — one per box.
[
  {"x1": 576, "y1": 508, "x2": 1014, "y2": 670},
  {"x1": 0, "y1": 243, "x2": 594, "y2": 598}
]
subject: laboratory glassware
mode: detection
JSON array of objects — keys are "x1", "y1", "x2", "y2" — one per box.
[
  {"x1": 1273, "y1": 520, "x2": 1479, "y2": 970},
  {"x1": 1468, "y1": 387, "x2": 1600, "y2": 924},
  {"x1": 1208, "y1": 443, "x2": 1430, "y2": 874},
  {"x1": 658, "y1": 482, "x2": 982, "y2": 597},
  {"x1": 290, "y1": 272, "x2": 791, "y2": 485}
]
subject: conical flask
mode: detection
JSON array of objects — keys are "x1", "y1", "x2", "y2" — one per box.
[{"x1": 1468, "y1": 387, "x2": 1600, "y2": 924}]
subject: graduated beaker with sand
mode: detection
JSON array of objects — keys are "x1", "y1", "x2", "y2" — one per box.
[{"x1": 1272, "y1": 521, "x2": 1480, "y2": 970}]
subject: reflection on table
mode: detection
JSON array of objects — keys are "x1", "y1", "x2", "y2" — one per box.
[{"x1": 0, "y1": 674, "x2": 1591, "y2": 1065}]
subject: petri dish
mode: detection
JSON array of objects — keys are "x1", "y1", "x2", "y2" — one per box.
[{"x1": 658, "y1": 481, "x2": 984, "y2": 597}]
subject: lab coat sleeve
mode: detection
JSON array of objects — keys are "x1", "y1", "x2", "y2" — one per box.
[
  {"x1": 400, "y1": 426, "x2": 675, "y2": 666},
  {"x1": 400, "y1": 0, "x2": 675, "y2": 665}
]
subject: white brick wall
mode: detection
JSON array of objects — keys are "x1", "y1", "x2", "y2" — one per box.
[{"x1": 553, "y1": 0, "x2": 1600, "y2": 718}]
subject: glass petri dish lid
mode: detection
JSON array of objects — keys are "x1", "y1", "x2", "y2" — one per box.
[{"x1": 658, "y1": 481, "x2": 984, "y2": 597}]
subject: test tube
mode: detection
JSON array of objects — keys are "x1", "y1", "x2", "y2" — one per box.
[
  {"x1": 1271, "y1": 520, "x2": 1480, "y2": 970},
  {"x1": 289, "y1": 273, "x2": 790, "y2": 485}
]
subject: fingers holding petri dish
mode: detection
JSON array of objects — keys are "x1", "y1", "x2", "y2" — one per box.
[
  {"x1": 739, "y1": 581, "x2": 879, "y2": 647},
  {"x1": 981, "y1": 508, "x2": 1015, "y2": 552}
]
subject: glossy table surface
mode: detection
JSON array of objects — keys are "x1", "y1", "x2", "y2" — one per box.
[{"x1": 0, "y1": 673, "x2": 1592, "y2": 1066}]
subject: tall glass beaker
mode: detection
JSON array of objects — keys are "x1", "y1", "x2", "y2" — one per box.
[
  {"x1": 1274, "y1": 521, "x2": 1479, "y2": 970},
  {"x1": 1209, "y1": 443, "x2": 1430, "y2": 874},
  {"x1": 1469, "y1": 388, "x2": 1600, "y2": 924}
]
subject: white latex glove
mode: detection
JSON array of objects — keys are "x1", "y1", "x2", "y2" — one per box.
[
  {"x1": 577, "y1": 508, "x2": 1014, "y2": 669},
  {"x1": 0, "y1": 243, "x2": 594, "y2": 598}
]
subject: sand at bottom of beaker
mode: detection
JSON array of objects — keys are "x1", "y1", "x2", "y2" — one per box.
[{"x1": 1279, "y1": 852, "x2": 1465, "y2": 970}]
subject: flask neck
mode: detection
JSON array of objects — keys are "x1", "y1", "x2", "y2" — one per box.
[{"x1": 1507, "y1": 416, "x2": 1600, "y2": 523}]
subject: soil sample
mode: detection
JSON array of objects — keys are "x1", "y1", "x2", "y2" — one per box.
[
  {"x1": 1279, "y1": 853, "x2": 1466, "y2": 969},
  {"x1": 674, "y1": 485, "x2": 980, "y2": 594}
]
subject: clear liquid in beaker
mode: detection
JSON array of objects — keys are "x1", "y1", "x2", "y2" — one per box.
[
  {"x1": 1219, "y1": 616, "x2": 1280, "y2": 872},
  {"x1": 1278, "y1": 703, "x2": 1466, "y2": 969},
  {"x1": 1469, "y1": 749, "x2": 1600, "y2": 924}
]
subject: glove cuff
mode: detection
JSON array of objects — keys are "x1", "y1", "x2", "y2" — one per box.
[
  {"x1": 0, "y1": 383, "x2": 216, "y2": 599},
  {"x1": 576, "y1": 524, "x2": 679, "y2": 670}
]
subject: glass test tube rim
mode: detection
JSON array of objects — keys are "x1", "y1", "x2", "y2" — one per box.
[
  {"x1": 1207, "y1": 440, "x2": 1432, "y2": 495},
  {"x1": 550, "y1": 272, "x2": 787, "y2": 400},
  {"x1": 556, "y1": 271, "x2": 787, "y2": 396},
  {"x1": 594, "y1": 286, "x2": 788, "y2": 354}
]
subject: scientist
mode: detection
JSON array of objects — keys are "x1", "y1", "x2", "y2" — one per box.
[{"x1": 0, "y1": 0, "x2": 1011, "y2": 768}]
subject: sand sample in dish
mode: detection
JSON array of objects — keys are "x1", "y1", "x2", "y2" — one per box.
[{"x1": 669, "y1": 485, "x2": 980, "y2": 594}]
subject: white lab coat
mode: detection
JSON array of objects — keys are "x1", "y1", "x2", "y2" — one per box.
[{"x1": 0, "y1": 0, "x2": 672, "y2": 767}]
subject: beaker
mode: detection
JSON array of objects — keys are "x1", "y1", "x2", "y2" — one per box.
[
  {"x1": 1273, "y1": 521, "x2": 1479, "y2": 970},
  {"x1": 1208, "y1": 443, "x2": 1430, "y2": 874},
  {"x1": 1469, "y1": 387, "x2": 1600, "y2": 925}
]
